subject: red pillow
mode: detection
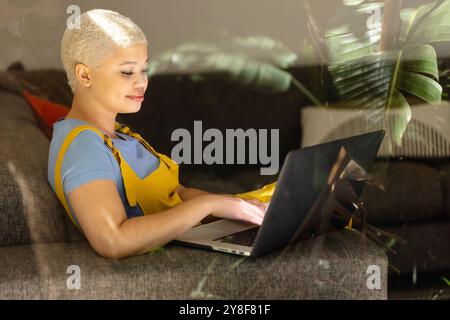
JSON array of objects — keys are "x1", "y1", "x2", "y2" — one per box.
[{"x1": 22, "y1": 90, "x2": 70, "y2": 139}]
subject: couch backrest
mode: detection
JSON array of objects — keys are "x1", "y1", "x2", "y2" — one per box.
[
  {"x1": 118, "y1": 72, "x2": 308, "y2": 177},
  {"x1": 0, "y1": 92, "x2": 84, "y2": 247}
]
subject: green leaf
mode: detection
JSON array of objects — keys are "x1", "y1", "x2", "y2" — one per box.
[
  {"x1": 385, "y1": 90, "x2": 411, "y2": 146},
  {"x1": 406, "y1": 0, "x2": 450, "y2": 45},
  {"x1": 442, "y1": 276, "x2": 450, "y2": 286},
  {"x1": 329, "y1": 52, "x2": 395, "y2": 106},
  {"x1": 330, "y1": 55, "x2": 394, "y2": 103},
  {"x1": 327, "y1": 48, "x2": 441, "y2": 145},
  {"x1": 397, "y1": 71, "x2": 442, "y2": 103},
  {"x1": 326, "y1": 26, "x2": 381, "y2": 63},
  {"x1": 320, "y1": 0, "x2": 448, "y2": 148},
  {"x1": 386, "y1": 238, "x2": 397, "y2": 249},
  {"x1": 206, "y1": 54, "x2": 293, "y2": 93},
  {"x1": 401, "y1": 45, "x2": 439, "y2": 80},
  {"x1": 327, "y1": 44, "x2": 441, "y2": 144}
]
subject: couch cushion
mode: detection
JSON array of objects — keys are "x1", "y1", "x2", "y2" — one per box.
[
  {"x1": 179, "y1": 169, "x2": 246, "y2": 194},
  {"x1": 180, "y1": 168, "x2": 278, "y2": 194},
  {"x1": 438, "y1": 163, "x2": 450, "y2": 220},
  {"x1": 224, "y1": 169, "x2": 279, "y2": 191},
  {"x1": 361, "y1": 161, "x2": 444, "y2": 226},
  {"x1": 0, "y1": 92, "x2": 84, "y2": 247},
  {"x1": 385, "y1": 222, "x2": 450, "y2": 273},
  {"x1": 0, "y1": 229, "x2": 387, "y2": 299},
  {"x1": 0, "y1": 67, "x2": 73, "y2": 107}
]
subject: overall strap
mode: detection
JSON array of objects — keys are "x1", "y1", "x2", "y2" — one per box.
[
  {"x1": 104, "y1": 123, "x2": 142, "y2": 207},
  {"x1": 116, "y1": 125, "x2": 178, "y2": 172},
  {"x1": 54, "y1": 125, "x2": 105, "y2": 230},
  {"x1": 115, "y1": 122, "x2": 160, "y2": 158}
]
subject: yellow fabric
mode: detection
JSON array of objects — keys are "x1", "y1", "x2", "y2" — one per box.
[
  {"x1": 346, "y1": 218, "x2": 353, "y2": 229},
  {"x1": 113, "y1": 123, "x2": 183, "y2": 215},
  {"x1": 235, "y1": 182, "x2": 277, "y2": 203}
]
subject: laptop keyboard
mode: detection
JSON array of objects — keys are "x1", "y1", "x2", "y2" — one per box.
[{"x1": 213, "y1": 227, "x2": 260, "y2": 247}]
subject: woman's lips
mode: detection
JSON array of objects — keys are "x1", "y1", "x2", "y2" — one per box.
[{"x1": 126, "y1": 95, "x2": 144, "y2": 102}]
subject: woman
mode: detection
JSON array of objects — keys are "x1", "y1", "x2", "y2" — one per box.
[{"x1": 48, "y1": 9, "x2": 274, "y2": 260}]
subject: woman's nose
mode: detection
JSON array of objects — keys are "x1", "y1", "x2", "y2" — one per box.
[{"x1": 134, "y1": 74, "x2": 148, "y2": 90}]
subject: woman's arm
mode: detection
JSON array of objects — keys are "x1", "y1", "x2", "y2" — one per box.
[
  {"x1": 68, "y1": 180, "x2": 265, "y2": 260},
  {"x1": 175, "y1": 184, "x2": 210, "y2": 201}
]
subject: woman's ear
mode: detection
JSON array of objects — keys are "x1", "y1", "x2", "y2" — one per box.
[{"x1": 75, "y1": 63, "x2": 92, "y2": 88}]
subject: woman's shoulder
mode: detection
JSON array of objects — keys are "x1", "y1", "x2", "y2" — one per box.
[
  {"x1": 49, "y1": 118, "x2": 113, "y2": 164},
  {"x1": 53, "y1": 118, "x2": 104, "y2": 139},
  {"x1": 47, "y1": 119, "x2": 117, "y2": 192},
  {"x1": 51, "y1": 118, "x2": 106, "y2": 147}
]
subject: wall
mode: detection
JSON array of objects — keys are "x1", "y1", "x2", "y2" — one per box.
[{"x1": 0, "y1": 0, "x2": 310, "y2": 71}]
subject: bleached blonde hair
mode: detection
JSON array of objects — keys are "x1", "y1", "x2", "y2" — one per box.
[{"x1": 61, "y1": 9, "x2": 147, "y2": 93}]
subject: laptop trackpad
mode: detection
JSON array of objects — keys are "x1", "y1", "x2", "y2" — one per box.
[{"x1": 175, "y1": 219, "x2": 257, "y2": 242}]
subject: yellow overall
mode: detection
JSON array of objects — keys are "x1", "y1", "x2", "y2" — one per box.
[{"x1": 54, "y1": 122, "x2": 277, "y2": 233}]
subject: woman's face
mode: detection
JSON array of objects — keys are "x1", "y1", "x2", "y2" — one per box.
[{"x1": 89, "y1": 42, "x2": 149, "y2": 114}]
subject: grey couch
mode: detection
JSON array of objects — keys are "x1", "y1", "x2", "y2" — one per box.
[{"x1": 0, "y1": 90, "x2": 388, "y2": 299}]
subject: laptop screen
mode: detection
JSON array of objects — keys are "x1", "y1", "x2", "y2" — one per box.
[{"x1": 250, "y1": 130, "x2": 384, "y2": 257}]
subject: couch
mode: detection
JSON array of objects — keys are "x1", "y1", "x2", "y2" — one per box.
[{"x1": 0, "y1": 69, "x2": 388, "y2": 299}]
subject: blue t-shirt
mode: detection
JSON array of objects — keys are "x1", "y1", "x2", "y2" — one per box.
[{"x1": 47, "y1": 118, "x2": 160, "y2": 224}]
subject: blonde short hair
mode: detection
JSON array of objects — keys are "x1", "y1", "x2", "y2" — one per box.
[{"x1": 61, "y1": 9, "x2": 147, "y2": 92}]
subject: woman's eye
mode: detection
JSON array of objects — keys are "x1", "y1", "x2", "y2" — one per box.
[{"x1": 121, "y1": 69, "x2": 148, "y2": 77}]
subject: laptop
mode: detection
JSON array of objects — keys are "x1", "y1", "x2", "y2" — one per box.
[{"x1": 173, "y1": 130, "x2": 385, "y2": 257}]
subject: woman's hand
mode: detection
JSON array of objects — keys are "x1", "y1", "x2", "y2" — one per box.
[
  {"x1": 203, "y1": 194, "x2": 267, "y2": 225},
  {"x1": 242, "y1": 199, "x2": 270, "y2": 214}
]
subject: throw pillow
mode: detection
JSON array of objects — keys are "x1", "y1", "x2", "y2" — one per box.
[
  {"x1": 300, "y1": 103, "x2": 450, "y2": 159},
  {"x1": 22, "y1": 90, "x2": 69, "y2": 139}
]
